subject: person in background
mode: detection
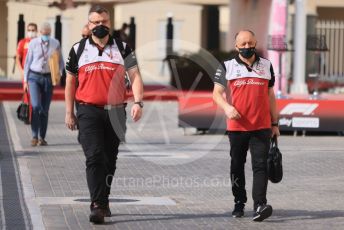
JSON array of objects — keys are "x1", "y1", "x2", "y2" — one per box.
[
  {"x1": 16, "y1": 23, "x2": 38, "y2": 124},
  {"x1": 81, "y1": 24, "x2": 91, "y2": 38},
  {"x1": 16, "y1": 22, "x2": 38, "y2": 82},
  {"x1": 112, "y1": 23, "x2": 129, "y2": 42},
  {"x1": 23, "y1": 22, "x2": 64, "y2": 146},
  {"x1": 213, "y1": 30, "x2": 280, "y2": 222}
]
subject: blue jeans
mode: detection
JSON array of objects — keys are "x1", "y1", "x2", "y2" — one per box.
[{"x1": 28, "y1": 72, "x2": 53, "y2": 139}]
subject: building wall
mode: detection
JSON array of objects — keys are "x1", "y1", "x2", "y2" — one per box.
[
  {"x1": 114, "y1": 1, "x2": 202, "y2": 84},
  {"x1": 219, "y1": 6, "x2": 230, "y2": 51},
  {"x1": 6, "y1": 1, "x2": 204, "y2": 85},
  {"x1": 317, "y1": 7, "x2": 344, "y2": 21},
  {"x1": 228, "y1": 0, "x2": 272, "y2": 54},
  {"x1": 6, "y1": 2, "x2": 90, "y2": 79},
  {"x1": 287, "y1": 0, "x2": 344, "y2": 18},
  {"x1": 6, "y1": 0, "x2": 344, "y2": 82},
  {"x1": 313, "y1": 0, "x2": 344, "y2": 8},
  {"x1": 0, "y1": 2, "x2": 8, "y2": 77}
]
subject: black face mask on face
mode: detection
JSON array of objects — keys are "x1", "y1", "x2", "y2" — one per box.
[
  {"x1": 238, "y1": 47, "x2": 256, "y2": 59},
  {"x1": 92, "y1": 25, "x2": 109, "y2": 39}
]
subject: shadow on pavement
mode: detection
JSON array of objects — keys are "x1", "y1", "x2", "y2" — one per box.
[
  {"x1": 268, "y1": 209, "x2": 344, "y2": 222},
  {"x1": 101, "y1": 212, "x2": 232, "y2": 225},
  {"x1": 95, "y1": 209, "x2": 344, "y2": 225}
]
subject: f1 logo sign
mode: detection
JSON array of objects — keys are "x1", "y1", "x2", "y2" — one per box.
[{"x1": 280, "y1": 103, "x2": 319, "y2": 115}]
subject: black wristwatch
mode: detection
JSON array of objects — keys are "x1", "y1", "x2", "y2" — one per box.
[
  {"x1": 271, "y1": 122, "x2": 279, "y2": 127},
  {"x1": 134, "y1": 101, "x2": 144, "y2": 108}
]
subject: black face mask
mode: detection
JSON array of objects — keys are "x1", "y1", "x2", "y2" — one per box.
[
  {"x1": 92, "y1": 25, "x2": 109, "y2": 39},
  {"x1": 238, "y1": 47, "x2": 256, "y2": 59}
]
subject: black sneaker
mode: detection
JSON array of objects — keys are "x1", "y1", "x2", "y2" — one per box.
[
  {"x1": 253, "y1": 204, "x2": 273, "y2": 222},
  {"x1": 89, "y1": 202, "x2": 105, "y2": 224},
  {"x1": 232, "y1": 202, "x2": 245, "y2": 218}
]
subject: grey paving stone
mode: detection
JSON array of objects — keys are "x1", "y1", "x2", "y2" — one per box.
[
  {"x1": 0, "y1": 103, "x2": 31, "y2": 230},
  {"x1": 2, "y1": 101, "x2": 344, "y2": 229}
]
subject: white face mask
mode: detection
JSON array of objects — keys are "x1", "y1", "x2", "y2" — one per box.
[{"x1": 27, "y1": 31, "x2": 37, "y2": 38}]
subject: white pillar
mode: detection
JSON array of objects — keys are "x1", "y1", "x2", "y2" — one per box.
[
  {"x1": 0, "y1": 1, "x2": 7, "y2": 77},
  {"x1": 291, "y1": 0, "x2": 308, "y2": 94},
  {"x1": 228, "y1": 0, "x2": 272, "y2": 55}
]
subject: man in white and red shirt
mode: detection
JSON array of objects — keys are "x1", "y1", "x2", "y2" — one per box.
[
  {"x1": 213, "y1": 30, "x2": 280, "y2": 222},
  {"x1": 65, "y1": 5, "x2": 143, "y2": 224}
]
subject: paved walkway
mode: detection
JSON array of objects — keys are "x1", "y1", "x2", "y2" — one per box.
[{"x1": 1, "y1": 101, "x2": 344, "y2": 229}]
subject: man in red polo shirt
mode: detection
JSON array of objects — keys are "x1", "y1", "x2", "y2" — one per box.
[
  {"x1": 17, "y1": 23, "x2": 38, "y2": 83},
  {"x1": 213, "y1": 30, "x2": 280, "y2": 222},
  {"x1": 65, "y1": 5, "x2": 143, "y2": 224}
]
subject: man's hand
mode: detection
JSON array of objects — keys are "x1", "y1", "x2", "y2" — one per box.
[
  {"x1": 224, "y1": 104, "x2": 241, "y2": 120},
  {"x1": 131, "y1": 104, "x2": 142, "y2": 122},
  {"x1": 65, "y1": 113, "x2": 78, "y2": 131},
  {"x1": 213, "y1": 84, "x2": 240, "y2": 120},
  {"x1": 23, "y1": 82, "x2": 28, "y2": 92},
  {"x1": 271, "y1": 126, "x2": 280, "y2": 137}
]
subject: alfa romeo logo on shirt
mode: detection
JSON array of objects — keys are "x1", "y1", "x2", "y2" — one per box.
[
  {"x1": 234, "y1": 79, "x2": 265, "y2": 87},
  {"x1": 85, "y1": 63, "x2": 116, "y2": 73}
]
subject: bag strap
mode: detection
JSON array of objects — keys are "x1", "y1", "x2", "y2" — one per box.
[
  {"x1": 76, "y1": 37, "x2": 88, "y2": 65},
  {"x1": 113, "y1": 37, "x2": 131, "y2": 90},
  {"x1": 23, "y1": 91, "x2": 30, "y2": 103},
  {"x1": 76, "y1": 37, "x2": 128, "y2": 66},
  {"x1": 113, "y1": 37, "x2": 127, "y2": 59},
  {"x1": 271, "y1": 136, "x2": 278, "y2": 148}
]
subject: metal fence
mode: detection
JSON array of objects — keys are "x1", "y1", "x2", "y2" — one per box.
[{"x1": 315, "y1": 20, "x2": 344, "y2": 82}]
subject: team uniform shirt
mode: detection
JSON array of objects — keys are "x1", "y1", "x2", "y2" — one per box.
[
  {"x1": 17, "y1": 38, "x2": 31, "y2": 68},
  {"x1": 214, "y1": 55, "x2": 275, "y2": 131},
  {"x1": 65, "y1": 36, "x2": 137, "y2": 106}
]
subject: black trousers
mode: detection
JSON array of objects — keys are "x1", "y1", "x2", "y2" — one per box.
[
  {"x1": 77, "y1": 104, "x2": 121, "y2": 206},
  {"x1": 228, "y1": 129, "x2": 271, "y2": 209}
]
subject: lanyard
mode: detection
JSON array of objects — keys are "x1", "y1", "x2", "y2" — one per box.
[
  {"x1": 40, "y1": 41, "x2": 49, "y2": 64},
  {"x1": 245, "y1": 62, "x2": 263, "y2": 77}
]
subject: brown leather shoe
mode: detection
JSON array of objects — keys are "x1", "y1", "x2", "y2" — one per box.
[
  {"x1": 37, "y1": 139, "x2": 48, "y2": 146},
  {"x1": 31, "y1": 138, "x2": 38, "y2": 146},
  {"x1": 89, "y1": 202, "x2": 106, "y2": 224}
]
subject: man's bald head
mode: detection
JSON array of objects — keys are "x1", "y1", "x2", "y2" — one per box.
[
  {"x1": 235, "y1": 30, "x2": 257, "y2": 48},
  {"x1": 235, "y1": 30, "x2": 255, "y2": 40},
  {"x1": 235, "y1": 30, "x2": 257, "y2": 60}
]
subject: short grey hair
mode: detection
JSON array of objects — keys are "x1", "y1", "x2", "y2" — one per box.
[
  {"x1": 89, "y1": 5, "x2": 109, "y2": 16},
  {"x1": 235, "y1": 30, "x2": 255, "y2": 40},
  {"x1": 40, "y1": 22, "x2": 51, "y2": 31}
]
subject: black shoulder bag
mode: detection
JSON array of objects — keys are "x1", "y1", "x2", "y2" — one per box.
[
  {"x1": 16, "y1": 92, "x2": 30, "y2": 124},
  {"x1": 267, "y1": 136, "x2": 283, "y2": 183}
]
